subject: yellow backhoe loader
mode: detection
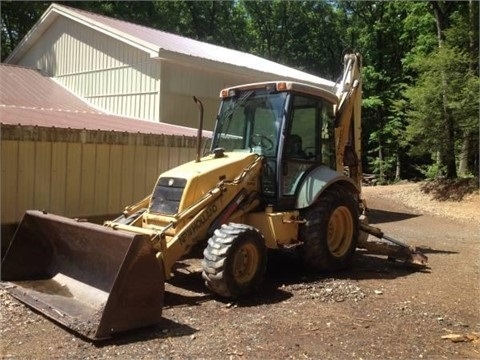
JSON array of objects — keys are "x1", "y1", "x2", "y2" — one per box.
[{"x1": 1, "y1": 53, "x2": 427, "y2": 340}]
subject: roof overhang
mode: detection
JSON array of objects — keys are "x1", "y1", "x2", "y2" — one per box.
[{"x1": 154, "y1": 49, "x2": 336, "y2": 92}]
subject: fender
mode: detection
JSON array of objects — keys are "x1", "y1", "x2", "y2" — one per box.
[{"x1": 295, "y1": 165, "x2": 359, "y2": 209}]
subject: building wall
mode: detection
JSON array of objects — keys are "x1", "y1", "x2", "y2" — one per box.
[
  {"x1": 17, "y1": 16, "x2": 161, "y2": 121},
  {"x1": 14, "y1": 15, "x2": 293, "y2": 131},
  {"x1": 160, "y1": 61, "x2": 270, "y2": 130},
  {"x1": 1, "y1": 124, "x2": 198, "y2": 225}
]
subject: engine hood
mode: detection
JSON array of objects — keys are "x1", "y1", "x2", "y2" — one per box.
[{"x1": 149, "y1": 152, "x2": 259, "y2": 214}]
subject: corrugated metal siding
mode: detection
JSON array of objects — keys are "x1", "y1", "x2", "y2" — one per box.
[
  {"x1": 18, "y1": 17, "x2": 160, "y2": 121},
  {"x1": 59, "y1": 59, "x2": 160, "y2": 121},
  {"x1": 1, "y1": 124, "x2": 197, "y2": 224}
]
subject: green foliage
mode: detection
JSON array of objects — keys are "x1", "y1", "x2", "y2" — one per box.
[
  {"x1": 416, "y1": 163, "x2": 447, "y2": 180},
  {"x1": 340, "y1": 1, "x2": 421, "y2": 180},
  {"x1": 241, "y1": 0, "x2": 345, "y2": 79},
  {"x1": 403, "y1": 11, "x2": 479, "y2": 177},
  {"x1": 1, "y1": 1, "x2": 50, "y2": 61}
]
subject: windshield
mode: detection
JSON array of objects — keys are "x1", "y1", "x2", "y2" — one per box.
[{"x1": 212, "y1": 89, "x2": 287, "y2": 157}]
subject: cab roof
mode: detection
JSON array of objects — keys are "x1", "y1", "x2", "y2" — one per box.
[{"x1": 220, "y1": 81, "x2": 339, "y2": 105}]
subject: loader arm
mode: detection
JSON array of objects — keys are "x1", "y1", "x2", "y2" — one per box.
[{"x1": 105, "y1": 154, "x2": 264, "y2": 279}]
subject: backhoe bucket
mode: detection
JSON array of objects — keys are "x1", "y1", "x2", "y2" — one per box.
[{"x1": 1, "y1": 210, "x2": 165, "y2": 340}]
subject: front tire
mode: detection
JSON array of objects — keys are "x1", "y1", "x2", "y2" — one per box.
[
  {"x1": 300, "y1": 186, "x2": 359, "y2": 271},
  {"x1": 202, "y1": 223, "x2": 267, "y2": 298}
]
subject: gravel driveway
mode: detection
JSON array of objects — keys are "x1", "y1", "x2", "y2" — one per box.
[{"x1": 1, "y1": 183, "x2": 479, "y2": 359}]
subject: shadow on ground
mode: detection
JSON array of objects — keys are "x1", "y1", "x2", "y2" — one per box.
[{"x1": 367, "y1": 208, "x2": 421, "y2": 224}]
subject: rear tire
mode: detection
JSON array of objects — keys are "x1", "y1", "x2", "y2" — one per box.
[
  {"x1": 202, "y1": 223, "x2": 267, "y2": 298},
  {"x1": 300, "y1": 186, "x2": 359, "y2": 271}
]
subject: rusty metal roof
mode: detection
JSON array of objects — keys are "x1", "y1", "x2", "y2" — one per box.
[
  {"x1": 1, "y1": 64, "x2": 97, "y2": 112},
  {"x1": 0, "y1": 64, "x2": 202, "y2": 137},
  {"x1": 6, "y1": 4, "x2": 336, "y2": 91}
]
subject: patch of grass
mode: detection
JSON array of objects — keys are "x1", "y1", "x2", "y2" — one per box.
[{"x1": 420, "y1": 177, "x2": 479, "y2": 201}]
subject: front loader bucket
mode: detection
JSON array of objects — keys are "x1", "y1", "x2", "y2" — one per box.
[{"x1": 1, "y1": 210, "x2": 165, "y2": 340}]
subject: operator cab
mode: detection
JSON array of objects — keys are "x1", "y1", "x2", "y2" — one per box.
[{"x1": 212, "y1": 81, "x2": 338, "y2": 209}]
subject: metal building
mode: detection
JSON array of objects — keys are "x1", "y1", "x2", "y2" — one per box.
[
  {"x1": 0, "y1": 64, "x2": 203, "y2": 240},
  {"x1": 5, "y1": 3, "x2": 335, "y2": 130}
]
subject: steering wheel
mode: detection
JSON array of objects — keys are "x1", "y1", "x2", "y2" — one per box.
[{"x1": 250, "y1": 134, "x2": 274, "y2": 150}]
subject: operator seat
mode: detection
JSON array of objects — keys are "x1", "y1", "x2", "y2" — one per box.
[
  {"x1": 283, "y1": 134, "x2": 309, "y2": 195},
  {"x1": 285, "y1": 134, "x2": 307, "y2": 158}
]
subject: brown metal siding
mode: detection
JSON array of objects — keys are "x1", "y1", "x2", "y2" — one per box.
[
  {"x1": 1, "y1": 124, "x2": 198, "y2": 224},
  {"x1": 0, "y1": 64, "x2": 94, "y2": 112}
]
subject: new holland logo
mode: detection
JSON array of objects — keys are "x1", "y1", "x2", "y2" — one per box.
[{"x1": 179, "y1": 204, "x2": 218, "y2": 245}]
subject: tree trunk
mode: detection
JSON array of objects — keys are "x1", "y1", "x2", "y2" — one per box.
[
  {"x1": 465, "y1": 0, "x2": 479, "y2": 176},
  {"x1": 440, "y1": 86, "x2": 457, "y2": 178},
  {"x1": 430, "y1": 1, "x2": 457, "y2": 178},
  {"x1": 435, "y1": 151, "x2": 443, "y2": 177},
  {"x1": 458, "y1": 132, "x2": 471, "y2": 176},
  {"x1": 395, "y1": 150, "x2": 401, "y2": 181},
  {"x1": 378, "y1": 142, "x2": 385, "y2": 182}
]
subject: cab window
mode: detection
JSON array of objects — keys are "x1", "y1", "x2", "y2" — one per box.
[{"x1": 282, "y1": 95, "x2": 335, "y2": 196}]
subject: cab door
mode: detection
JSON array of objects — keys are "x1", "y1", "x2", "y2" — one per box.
[{"x1": 277, "y1": 94, "x2": 335, "y2": 209}]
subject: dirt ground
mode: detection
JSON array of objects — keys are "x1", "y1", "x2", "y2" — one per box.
[{"x1": 1, "y1": 182, "x2": 479, "y2": 359}]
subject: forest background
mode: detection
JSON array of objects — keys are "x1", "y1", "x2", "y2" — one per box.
[{"x1": 1, "y1": 1, "x2": 478, "y2": 182}]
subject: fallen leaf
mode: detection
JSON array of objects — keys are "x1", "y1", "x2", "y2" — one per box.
[
  {"x1": 441, "y1": 333, "x2": 480, "y2": 343},
  {"x1": 441, "y1": 334, "x2": 468, "y2": 342}
]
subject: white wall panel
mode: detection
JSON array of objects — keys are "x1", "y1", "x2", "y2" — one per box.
[
  {"x1": 18, "y1": 17, "x2": 160, "y2": 122},
  {"x1": 160, "y1": 61, "x2": 272, "y2": 130}
]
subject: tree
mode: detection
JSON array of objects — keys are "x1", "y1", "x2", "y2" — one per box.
[
  {"x1": 340, "y1": 1, "x2": 420, "y2": 181},
  {"x1": 242, "y1": 0, "x2": 344, "y2": 79},
  {"x1": 403, "y1": 1, "x2": 479, "y2": 178},
  {"x1": 429, "y1": 1, "x2": 457, "y2": 178},
  {"x1": 449, "y1": 0, "x2": 479, "y2": 176},
  {"x1": 1, "y1": 1, "x2": 50, "y2": 61},
  {"x1": 149, "y1": 1, "x2": 252, "y2": 51}
]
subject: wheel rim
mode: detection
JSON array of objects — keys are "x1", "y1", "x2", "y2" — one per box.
[
  {"x1": 327, "y1": 206, "x2": 354, "y2": 257},
  {"x1": 232, "y1": 242, "x2": 259, "y2": 284}
]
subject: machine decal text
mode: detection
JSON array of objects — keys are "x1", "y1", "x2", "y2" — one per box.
[{"x1": 179, "y1": 204, "x2": 218, "y2": 244}]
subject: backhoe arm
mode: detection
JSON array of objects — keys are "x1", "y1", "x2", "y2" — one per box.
[
  {"x1": 334, "y1": 53, "x2": 363, "y2": 190},
  {"x1": 359, "y1": 223, "x2": 428, "y2": 266}
]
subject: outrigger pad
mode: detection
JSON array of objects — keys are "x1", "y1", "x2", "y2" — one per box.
[{"x1": 1, "y1": 210, "x2": 165, "y2": 340}]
